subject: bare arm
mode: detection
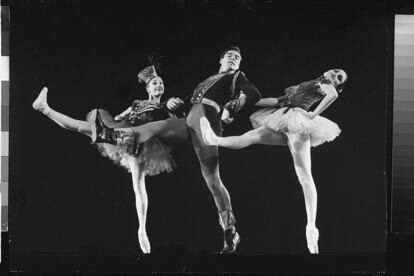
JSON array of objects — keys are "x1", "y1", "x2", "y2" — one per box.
[
  {"x1": 255, "y1": 98, "x2": 278, "y2": 107},
  {"x1": 255, "y1": 95, "x2": 286, "y2": 107},
  {"x1": 114, "y1": 106, "x2": 132, "y2": 121},
  {"x1": 308, "y1": 84, "x2": 338, "y2": 119}
]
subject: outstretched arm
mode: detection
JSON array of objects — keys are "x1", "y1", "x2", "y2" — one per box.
[
  {"x1": 255, "y1": 98, "x2": 278, "y2": 107},
  {"x1": 255, "y1": 95, "x2": 286, "y2": 107}
]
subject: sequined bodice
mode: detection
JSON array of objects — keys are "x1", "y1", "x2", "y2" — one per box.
[
  {"x1": 283, "y1": 79, "x2": 330, "y2": 111},
  {"x1": 127, "y1": 100, "x2": 169, "y2": 126}
]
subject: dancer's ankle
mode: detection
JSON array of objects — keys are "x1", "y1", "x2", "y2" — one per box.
[
  {"x1": 138, "y1": 228, "x2": 147, "y2": 235},
  {"x1": 306, "y1": 222, "x2": 316, "y2": 228},
  {"x1": 42, "y1": 106, "x2": 51, "y2": 115}
]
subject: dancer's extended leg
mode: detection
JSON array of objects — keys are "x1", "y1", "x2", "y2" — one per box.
[
  {"x1": 127, "y1": 118, "x2": 189, "y2": 143},
  {"x1": 200, "y1": 117, "x2": 286, "y2": 148},
  {"x1": 33, "y1": 87, "x2": 92, "y2": 137},
  {"x1": 92, "y1": 116, "x2": 189, "y2": 145},
  {"x1": 127, "y1": 156, "x2": 150, "y2": 254},
  {"x1": 287, "y1": 133, "x2": 319, "y2": 254}
]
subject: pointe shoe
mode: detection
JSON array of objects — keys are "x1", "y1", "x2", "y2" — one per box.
[
  {"x1": 200, "y1": 117, "x2": 219, "y2": 146},
  {"x1": 218, "y1": 209, "x2": 240, "y2": 254},
  {"x1": 220, "y1": 226, "x2": 240, "y2": 254},
  {"x1": 138, "y1": 231, "x2": 151, "y2": 254},
  {"x1": 32, "y1": 87, "x2": 50, "y2": 114},
  {"x1": 306, "y1": 225, "x2": 319, "y2": 254}
]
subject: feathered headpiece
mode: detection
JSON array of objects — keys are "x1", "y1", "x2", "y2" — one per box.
[
  {"x1": 138, "y1": 65, "x2": 158, "y2": 84},
  {"x1": 137, "y1": 53, "x2": 163, "y2": 84}
]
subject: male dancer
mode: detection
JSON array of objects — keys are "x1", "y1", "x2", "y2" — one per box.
[{"x1": 92, "y1": 46, "x2": 261, "y2": 253}]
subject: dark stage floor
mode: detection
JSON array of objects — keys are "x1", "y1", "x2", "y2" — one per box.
[{"x1": 1, "y1": 232, "x2": 413, "y2": 275}]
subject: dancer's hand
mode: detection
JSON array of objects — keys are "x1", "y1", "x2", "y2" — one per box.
[
  {"x1": 114, "y1": 115, "x2": 123, "y2": 121},
  {"x1": 167, "y1": 97, "x2": 184, "y2": 111},
  {"x1": 306, "y1": 111, "x2": 316, "y2": 119},
  {"x1": 221, "y1": 108, "x2": 234, "y2": 124}
]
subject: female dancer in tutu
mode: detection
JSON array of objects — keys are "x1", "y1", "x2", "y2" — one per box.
[
  {"x1": 32, "y1": 64, "x2": 184, "y2": 254},
  {"x1": 200, "y1": 69, "x2": 348, "y2": 254}
]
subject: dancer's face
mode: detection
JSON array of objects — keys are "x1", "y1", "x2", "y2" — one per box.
[
  {"x1": 146, "y1": 76, "x2": 164, "y2": 98},
  {"x1": 323, "y1": 69, "x2": 347, "y2": 87},
  {"x1": 219, "y1": 50, "x2": 242, "y2": 73}
]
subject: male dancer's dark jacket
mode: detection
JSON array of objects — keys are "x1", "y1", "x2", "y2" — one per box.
[
  {"x1": 181, "y1": 69, "x2": 261, "y2": 253},
  {"x1": 92, "y1": 68, "x2": 261, "y2": 254},
  {"x1": 189, "y1": 70, "x2": 261, "y2": 117}
]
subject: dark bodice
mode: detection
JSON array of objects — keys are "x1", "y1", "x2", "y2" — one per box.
[
  {"x1": 127, "y1": 100, "x2": 171, "y2": 126},
  {"x1": 281, "y1": 79, "x2": 332, "y2": 111}
]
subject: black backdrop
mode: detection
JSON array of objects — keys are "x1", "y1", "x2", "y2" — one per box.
[{"x1": 9, "y1": 0, "x2": 387, "y2": 261}]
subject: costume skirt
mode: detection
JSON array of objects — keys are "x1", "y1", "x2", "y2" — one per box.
[
  {"x1": 250, "y1": 107, "x2": 341, "y2": 147},
  {"x1": 86, "y1": 109, "x2": 177, "y2": 176}
]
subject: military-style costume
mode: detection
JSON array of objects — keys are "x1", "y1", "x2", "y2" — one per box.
[
  {"x1": 89, "y1": 64, "x2": 183, "y2": 175},
  {"x1": 93, "y1": 49, "x2": 261, "y2": 253},
  {"x1": 88, "y1": 98, "x2": 179, "y2": 175}
]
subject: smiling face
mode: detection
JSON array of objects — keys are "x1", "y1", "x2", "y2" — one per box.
[
  {"x1": 219, "y1": 50, "x2": 242, "y2": 73},
  {"x1": 323, "y1": 69, "x2": 347, "y2": 88},
  {"x1": 146, "y1": 76, "x2": 164, "y2": 99}
]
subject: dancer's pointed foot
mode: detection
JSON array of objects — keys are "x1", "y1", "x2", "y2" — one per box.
[
  {"x1": 220, "y1": 226, "x2": 240, "y2": 254},
  {"x1": 138, "y1": 230, "x2": 151, "y2": 254},
  {"x1": 200, "y1": 116, "x2": 219, "y2": 146},
  {"x1": 218, "y1": 209, "x2": 240, "y2": 254},
  {"x1": 306, "y1": 225, "x2": 319, "y2": 254},
  {"x1": 33, "y1": 87, "x2": 51, "y2": 114}
]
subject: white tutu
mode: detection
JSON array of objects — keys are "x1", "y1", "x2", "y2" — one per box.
[
  {"x1": 250, "y1": 107, "x2": 341, "y2": 147},
  {"x1": 86, "y1": 109, "x2": 177, "y2": 176},
  {"x1": 94, "y1": 137, "x2": 177, "y2": 176}
]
